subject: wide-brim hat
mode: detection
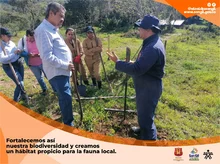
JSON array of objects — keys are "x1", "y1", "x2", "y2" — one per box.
[{"x1": 134, "y1": 14, "x2": 161, "y2": 32}]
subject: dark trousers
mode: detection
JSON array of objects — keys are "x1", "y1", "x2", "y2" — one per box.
[
  {"x1": 135, "y1": 79, "x2": 162, "y2": 140},
  {"x1": 136, "y1": 99, "x2": 159, "y2": 140},
  {"x1": 2, "y1": 59, "x2": 24, "y2": 101}
]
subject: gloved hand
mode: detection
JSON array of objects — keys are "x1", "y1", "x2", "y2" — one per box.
[{"x1": 73, "y1": 55, "x2": 81, "y2": 64}]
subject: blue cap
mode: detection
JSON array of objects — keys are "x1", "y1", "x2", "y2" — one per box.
[
  {"x1": 85, "y1": 26, "x2": 94, "y2": 33},
  {"x1": 0, "y1": 27, "x2": 12, "y2": 37},
  {"x1": 134, "y1": 14, "x2": 161, "y2": 32}
]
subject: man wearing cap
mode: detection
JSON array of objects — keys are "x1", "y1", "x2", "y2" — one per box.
[
  {"x1": 107, "y1": 14, "x2": 166, "y2": 140},
  {"x1": 82, "y1": 26, "x2": 103, "y2": 89},
  {"x1": 34, "y1": 2, "x2": 74, "y2": 126},
  {"x1": 0, "y1": 27, "x2": 28, "y2": 102}
]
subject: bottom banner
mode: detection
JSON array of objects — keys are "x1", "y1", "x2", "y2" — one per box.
[{"x1": 0, "y1": 94, "x2": 219, "y2": 164}]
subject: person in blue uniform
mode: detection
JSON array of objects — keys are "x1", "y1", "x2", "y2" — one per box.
[{"x1": 107, "y1": 14, "x2": 166, "y2": 140}]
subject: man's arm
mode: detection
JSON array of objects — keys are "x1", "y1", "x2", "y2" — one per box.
[
  {"x1": 116, "y1": 48, "x2": 158, "y2": 76},
  {"x1": 107, "y1": 48, "x2": 158, "y2": 76}
]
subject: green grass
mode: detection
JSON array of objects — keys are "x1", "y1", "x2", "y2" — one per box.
[{"x1": 0, "y1": 25, "x2": 219, "y2": 140}]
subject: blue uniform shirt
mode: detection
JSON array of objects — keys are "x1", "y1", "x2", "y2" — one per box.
[{"x1": 116, "y1": 34, "x2": 165, "y2": 100}]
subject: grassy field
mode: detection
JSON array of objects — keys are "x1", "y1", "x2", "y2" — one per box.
[{"x1": 0, "y1": 25, "x2": 219, "y2": 140}]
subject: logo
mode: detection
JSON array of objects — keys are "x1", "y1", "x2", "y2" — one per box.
[
  {"x1": 207, "y1": 2, "x2": 216, "y2": 7},
  {"x1": 189, "y1": 148, "x2": 199, "y2": 161},
  {"x1": 154, "y1": 0, "x2": 220, "y2": 26},
  {"x1": 174, "y1": 148, "x2": 183, "y2": 161},
  {"x1": 203, "y1": 150, "x2": 213, "y2": 159}
]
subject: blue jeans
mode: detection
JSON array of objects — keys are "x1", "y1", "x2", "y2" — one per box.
[
  {"x1": 29, "y1": 64, "x2": 47, "y2": 91},
  {"x1": 49, "y1": 75, "x2": 73, "y2": 126},
  {"x1": 2, "y1": 59, "x2": 25, "y2": 101}
]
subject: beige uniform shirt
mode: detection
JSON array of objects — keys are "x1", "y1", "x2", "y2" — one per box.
[
  {"x1": 64, "y1": 38, "x2": 83, "y2": 58},
  {"x1": 82, "y1": 37, "x2": 102, "y2": 58}
]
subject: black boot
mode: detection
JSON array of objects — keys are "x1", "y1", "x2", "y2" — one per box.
[
  {"x1": 83, "y1": 80, "x2": 89, "y2": 85},
  {"x1": 97, "y1": 81, "x2": 102, "y2": 89},
  {"x1": 92, "y1": 78, "x2": 96, "y2": 86},
  {"x1": 131, "y1": 126, "x2": 141, "y2": 134}
]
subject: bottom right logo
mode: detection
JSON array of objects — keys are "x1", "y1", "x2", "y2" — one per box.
[{"x1": 203, "y1": 150, "x2": 213, "y2": 160}]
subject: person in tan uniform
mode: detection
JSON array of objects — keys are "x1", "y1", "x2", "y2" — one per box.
[
  {"x1": 64, "y1": 28, "x2": 89, "y2": 85},
  {"x1": 82, "y1": 26, "x2": 102, "y2": 89}
]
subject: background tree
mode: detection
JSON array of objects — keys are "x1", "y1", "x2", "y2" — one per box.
[
  {"x1": 0, "y1": 0, "x2": 65, "y2": 33},
  {"x1": 1, "y1": 0, "x2": 215, "y2": 33}
]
